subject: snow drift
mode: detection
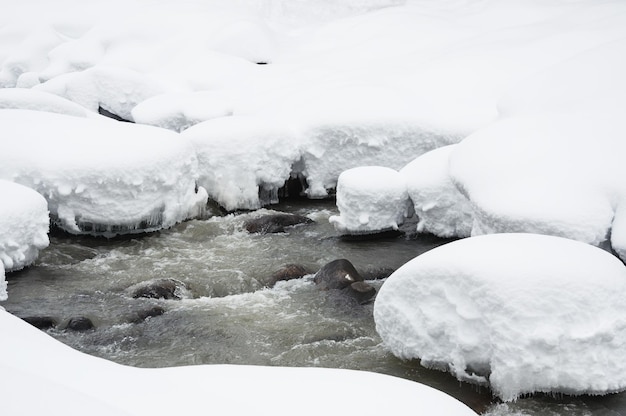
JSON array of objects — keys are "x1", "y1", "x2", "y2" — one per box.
[{"x1": 374, "y1": 233, "x2": 626, "y2": 401}]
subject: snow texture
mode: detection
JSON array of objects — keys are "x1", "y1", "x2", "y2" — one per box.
[
  {"x1": 0, "y1": 88, "x2": 91, "y2": 117},
  {"x1": 400, "y1": 145, "x2": 473, "y2": 238},
  {"x1": 329, "y1": 166, "x2": 411, "y2": 235},
  {"x1": 0, "y1": 180, "x2": 49, "y2": 274},
  {"x1": 0, "y1": 109, "x2": 208, "y2": 237},
  {"x1": 0, "y1": 308, "x2": 477, "y2": 416},
  {"x1": 374, "y1": 233, "x2": 626, "y2": 401}
]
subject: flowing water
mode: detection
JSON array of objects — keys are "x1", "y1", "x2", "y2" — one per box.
[{"x1": 3, "y1": 199, "x2": 626, "y2": 415}]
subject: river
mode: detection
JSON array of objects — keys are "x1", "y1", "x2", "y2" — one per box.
[{"x1": 3, "y1": 199, "x2": 626, "y2": 415}]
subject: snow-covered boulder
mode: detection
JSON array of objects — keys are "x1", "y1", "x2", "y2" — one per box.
[
  {"x1": 0, "y1": 88, "x2": 91, "y2": 118},
  {"x1": 0, "y1": 109, "x2": 207, "y2": 237},
  {"x1": 374, "y1": 233, "x2": 626, "y2": 401},
  {"x1": 0, "y1": 308, "x2": 478, "y2": 416},
  {"x1": 329, "y1": 166, "x2": 411, "y2": 235},
  {"x1": 131, "y1": 91, "x2": 233, "y2": 132},
  {"x1": 0, "y1": 180, "x2": 49, "y2": 273},
  {"x1": 400, "y1": 145, "x2": 472, "y2": 238}
]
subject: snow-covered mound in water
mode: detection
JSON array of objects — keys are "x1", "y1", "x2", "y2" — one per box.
[
  {"x1": 0, "y1": 308, "x2": 477, "y2": 416},
  {"x1": 329, "y1": 166, "x2": 411, "y2": 235},
  {"x1": 0, "y1": 180, "x2": 49, "y2": 300},
  {"x1": 400, "y1": 145, "x2": 472, "y2": 238},
  {"x1": 0, "y1": 88, "x2": 91, "y2": 118},
  {"x1": 0, "y1": 109, "x2": 208, "y2": 237},
  {"x1": 374, "y1": 233, "x2": 626, "y2": 401}
]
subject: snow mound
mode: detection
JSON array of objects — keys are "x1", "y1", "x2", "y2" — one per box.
[
  {"x1": 131, "y1": 91, "x2": 233, "y2": 132},
  {"x1": 374, "y1": 233, "x2": 626, "y2": 401},
  {"x1": 400, "y1": 145, "x2": 472, "y2": 238},
  {"x1": 0, "y1": 109, "x2": 208, "y2": 237},
  {"x1": 0, "y1": 88, "x2": 90, "y2": 117},
  {"x1": 35, "y1": 65, "x2": 166, "y2": 121},
  {"x1": 0, "y1": 180, "x2": 49, "y2": 277},
  {"x1": 329, "y1": 166, "x2": 411, "y2": 235},
  {"x1": 0, "y1": 308, "x2": 478, "y2": 416}
]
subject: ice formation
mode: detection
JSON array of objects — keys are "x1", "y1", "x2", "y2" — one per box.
[
  {"x1": 329, "y1": 166, "x2": 411, "y2": 235},
  {"x1": 400, "y1": 145, "x2": 472, "y2": 238},
  {"x1": 0, "y1": 109, "x2": 208, "y2": 237},
  {"x1": 0, "y1": 180, "x2": 49, "y2": 300},
  {"x1": 374, "y1": 233, "x2": 626, "y2": 401},
  {"x1": 0, "y1": 308, "x2": 478, "y2": 416}
]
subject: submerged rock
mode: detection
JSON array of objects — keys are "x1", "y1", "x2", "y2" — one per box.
[
  {"x1": 22, "y1": 316, "x2": 57, "y2": 330},
  {"x1": 130, "y1": 306, "x2": 166, "y2": 323},
  {"x1": 344, "y1": 281, "x2": 377, "y2": 304},
  {"x1": 244, "y1": 213, "x2": 314, "y2": 234},
  {"x1": 269, "y1": 264, "x2": 311, "y2": 287},
  {"x1": 66, "y1": 316, "x2": 94, "y2": 331},
  {"x1": 130, "y1": 278, "x2": 188, "y2": 300}
]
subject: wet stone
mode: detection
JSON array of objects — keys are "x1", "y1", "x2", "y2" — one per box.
[
  {"x1": 130, "y1": 306, "x2": 166, "y2": 324},
  {"x1": 269, "y1": 264, "x2": 311, "y2": 287},
  {"x1": 344, "y1": 281, "x2": 377, "y2": 304},
  {"x1": 314, "y1": 259, "x2": 364, "y2": 290},
  {"x1": 130, "y1": 278, "x2": 187, "y2": 300},
  {"x1": 244, "y1": 213, "x2": 314, "y2": 234},
  {"x1": 22, "y1": 316, "x2": 58, "y2": 330},
  {"x1": 66, "y1": 317, "x2": 94, "y2": 331}
]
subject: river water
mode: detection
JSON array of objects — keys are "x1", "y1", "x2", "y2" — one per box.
[{"x1": 3, "y1": 199, "x2": 626, "y2": 415}]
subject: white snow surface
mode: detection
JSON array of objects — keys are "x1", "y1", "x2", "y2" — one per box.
[
  {"x1": 400, "y1": 145, "x2": 473, "y2": 238},
  {"x1": 0, "y1": 88, "x2": 91, "y2": 117},
  {"x1": 4, "y1": 0, "x2": 625, "y2": 210},
  {"x1": 374, "y1": 233, "x2": 626, "y2": 401},
  {"x1": 0, "y1": 180, "x2": 49, "y2": 275},
  {"x1": 0, "y1": 109, "x2": 208, "y2": 236},
  {"x1": 329, "y1": 166, "x2": 411, "y2": 234},
  {"x1": 0, "y1": 308, "x2": 477, "y2": 416}
]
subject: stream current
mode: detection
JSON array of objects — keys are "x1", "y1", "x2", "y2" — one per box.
[{"x1": 3, "y1": 199, "x2": 626, "y2": 415}]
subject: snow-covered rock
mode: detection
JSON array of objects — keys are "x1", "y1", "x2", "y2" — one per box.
[
  {"x1": 400, "y1": 145, "x2": 472, "y2": 238},
  {"x1": 374, "y1": 233, "x2": 626, "y2": 401},
  {"x1": 0, "y1": 109, "x2": 208, "y2": 237},
  {"x1": 0, "y1": 308, "x2": 478, "y2": 416},
  {"x1": 0, "y1": 88, "x2": 91, "y2": 117},
  {"x1": 131, "y1": 91, "x2": 233, "y2": 132},
  {"x1": 0, "y1": 180, "x2": 49, "y2": 274},
  {"x1": 329, "y1": 166, "x2": 411, "y2": 235}
]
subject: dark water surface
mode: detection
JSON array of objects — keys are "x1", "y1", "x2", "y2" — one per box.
[{"x1": 3, "y1": 200, "x2": 625, "y2": 415}]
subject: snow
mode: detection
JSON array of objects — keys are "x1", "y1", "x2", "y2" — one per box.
[
  {"x1": 400, "y1": 145, "x2": 473, "y2": 238},
  {"x1": 0, "y1": 109, "x2": 208, "y2": 237},
  {"x1": 0, "y1": 180, "x2": 49, "y2": 274},
  {"x1": 374, "y1": 233, "x2": 626, "y2": 401},
  {"x1": 0, "y1": 88, "x2": 91, "y2": 117},
  {"x1": 0, "y1": 308, "x2": 477, "y2": 416},
  {"x1": 329, "y1": 166, "x2": 411, "y2": 235}
]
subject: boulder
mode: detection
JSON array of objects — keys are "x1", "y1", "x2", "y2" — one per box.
[
  {"x1": 244, "y1": 213, "x2": 313, "y2": 234},
  {"x1": 130, "y1": 278, "x2": 188, "y2": 300},
  {"x1": 344, "y1": 281, "x2": 377, "y2": 304},
  {"x1": 269, "y1": 264, "x2": 311, "y2": 287},
  {"x1": 314, "y1": 259, "x2": 364, "y2": 290},
  {"x1": 66, "y1": 317, "x2": 94, "y2": 331},
  {"x1": 22, "y1": 316, "x2": 57, "y2": 330},
  {"x1": 130, "y1": 306, "x2": 166, "y2": 323}
]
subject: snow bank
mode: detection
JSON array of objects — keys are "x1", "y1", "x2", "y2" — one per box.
[
  {"x1": 400, "y1": 145, "x2": 472, "y2": 238},
  {"x1": 0, "y1": 109, "x2": 207, "y2": 237},
  {"x1": 0, "y1": 308, "x2": 477, "y2": 416},
  {"x1": 329, "y1": 166, "x2": 411, "y2": 235},
  {"x1": 131, "y1": 91, "x2": 233, "y2": 132},
  {"x1": 0, "y1": 180, "x2": 49, "y2": 275},
  {"x1": 0, "y1": 88, "x2": 91, "y2": 117},
  {"x1": 374, "y1": 233, "x2": 626, "y2": 401}
]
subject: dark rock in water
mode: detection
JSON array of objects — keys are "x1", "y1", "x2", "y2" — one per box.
[
  {"x1": 344, "y1": 281, "x2": 377, "y2": 304},
  {"x1": 269, "y1": 264, "x2": 310, "y2": 287},
  {"x1": 66, "y1": 317, "x2": 94, "y2": 331},
  {"x1": 131, "y1": 306, "x2": 166, "y2": 323},
  {"x1": 244, "y1": 213, "x2": 314, "y2": 234},
  {"x1": 361, "y1": 266, "x2": 395, "y2": 280},
  {"x1": 22, "y1": 316, "x2": 58, "y2": 330},
  {"x1": 314, "y1": 259, "x2": 364, "y2": 290},
  {"x1": 131, "y1": 278, "x2": 187, "y2": 300},
  {"x1": 98, "y1": 106, "x2": 133, "y2": 123},
  {"x1": 339, "y1": 229, "x2": 403, "y2": 241}
]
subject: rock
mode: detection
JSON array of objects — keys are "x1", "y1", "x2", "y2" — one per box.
[
  {"x1": 344, "y1": 281, "x2": 377, "y2": 304},
  {"x1": 361, "y1": 267, "x2": 395, "y2": 280},
  {"x1": 130, "y1": 278, "x2": 187, "y2": 300},
  {"x1": 269, "y1": 264, "x2": 310, "y2": 287},
  {"x1": 244, "y1": 213, "x2": 313, "y2": 234},
  {"x1": 131, "y1": 306, "x2": 166, "y2": 323},
  {"x1": 314, "y1": 259, "x2": 364, "y2": 290},
  {"x1": 22, "y1": 316, "x2": 57, "y2": 330},
  {"x1": 66, "y1": 317, "x2": 94, "y2": 331}
]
